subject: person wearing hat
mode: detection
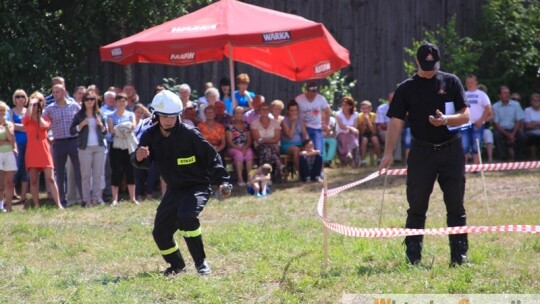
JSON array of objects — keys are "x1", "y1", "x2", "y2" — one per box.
[
  {"x1": 295, "y1": 81, "x2": 332, "y2": 165},
  {"x1": 379, "y1": 42, "x2": 471, "y2": 266},
  {"x1": 132, "y1": 90, "x2": 231, "y2": 276}
]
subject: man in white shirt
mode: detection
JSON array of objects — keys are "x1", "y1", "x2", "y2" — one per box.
[
  {"x1": 375, "y1": 92, "x2": 401, "y2": 161},
  {"x1": 460, "y1": 75, "x2": 493, "y2": 164},
  {"x1": 295, "y1": 82, "x2": 331, "y2": 155},
  {"x1": 524, "y1": 93, "x2": 540, "y2": 159}
]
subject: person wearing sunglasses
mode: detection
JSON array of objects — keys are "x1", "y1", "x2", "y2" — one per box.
[
  {"x1": 107, "y1": 93, "x2": 138, "y2": 206},
  {"x1": 69, "y1": 91, "x2": 107, "y2": 207},
  {"x1": 11, "y1": 90, "x2": 30, "y2": 207}
]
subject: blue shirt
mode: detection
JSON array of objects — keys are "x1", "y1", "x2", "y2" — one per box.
[
  {"x1": 11, "y1": 110, "x2": 27, "y2": 144},
  {"x1": 107, "y1": 110, "x2": 134, "y2": 140},
  {"x1": 493, "y1": 100, "x2": 524, "y2": 130},
  {"x1": 234, "y1": 90, "x2": 255, "y2": 108},
  {"x1": 101, "y1": 105, "x2": 117, "y2": 142}
]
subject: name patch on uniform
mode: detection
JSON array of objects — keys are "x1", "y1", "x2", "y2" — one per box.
[{"x1": 177, "y1": 156, "x2": 196, "y2": 165}]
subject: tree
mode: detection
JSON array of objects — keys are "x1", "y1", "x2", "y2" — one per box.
[
  {"x1": 319, "y1": 71, "x2": 357, "y2": 109},
  {"x1": 403, "y1": 16, "x2": 482, "y2": 80},
  {"x1": 477, "y1": 0, "x2": 540, "y2": 100},
  {"x1": 0, "y1": 0, "x2": 210, "y2": 102}
]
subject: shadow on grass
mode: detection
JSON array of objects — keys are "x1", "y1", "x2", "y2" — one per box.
[
  {"x1": 94, "y1": 272, "x2": 156, "y2": 286},
  {"x1": 279, "y1": 249, "x2": 313, "y2": 285}
]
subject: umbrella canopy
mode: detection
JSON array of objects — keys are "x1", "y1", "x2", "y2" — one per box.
[{"x1": 99, "y1": 0, "x2": 350, "y2": 81}]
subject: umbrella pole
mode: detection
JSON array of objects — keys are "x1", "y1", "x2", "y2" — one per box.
[{"x1": 228, "y1": 41, "x2": 237, "y2": 109}]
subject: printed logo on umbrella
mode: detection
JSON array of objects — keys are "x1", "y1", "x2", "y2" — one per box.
[
  {"x1": 170, "y1": 52, "x2": 197, "y2": 63},
  {"x1": 111, "y1": 48, "x2": 123, "y2": 57},
  {"x1": 171, "y1": 24, "x2": 217, "y2": 33},
  {"x1": 262, "y1": 31, "x2": 291, "y2": 43},
  {"x1": 314, "y1": 61, "x2": 332, "y2": 75}
]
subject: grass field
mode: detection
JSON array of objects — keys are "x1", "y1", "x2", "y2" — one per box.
[{"x1": 1, "y1": 166, "x2": 539, "y2": 303}]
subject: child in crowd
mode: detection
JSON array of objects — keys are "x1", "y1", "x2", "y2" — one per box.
[
  {"x1": 299, "y1": 139, "x2": 323, "y2": 183},
  {"x1": 358, "y1": 100, "x2": 381, "y2": 166},
  {"x1": 247, "y1": 163, "x2": 272, "y2": 198}
]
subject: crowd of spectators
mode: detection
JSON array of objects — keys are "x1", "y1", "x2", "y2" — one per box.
[{"x1": 0, "y1": 73, "x2": 538, "y2": 211}]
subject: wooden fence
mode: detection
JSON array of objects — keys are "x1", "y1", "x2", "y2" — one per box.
[{"x1": 96, "y1": 0, "x2": 484, "y2": 108}]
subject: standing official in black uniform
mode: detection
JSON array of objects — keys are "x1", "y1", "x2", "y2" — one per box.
[
  {"x1": 379, "y1": 42, "x2": 471, "y2": 266},
  {"x1": 132, "y1": 90, "x2": 231, "y2": 275}
]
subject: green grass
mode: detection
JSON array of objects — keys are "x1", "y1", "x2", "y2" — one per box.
[{"x1": 1, "y1": 167, "x2": 539, "y2": 303}]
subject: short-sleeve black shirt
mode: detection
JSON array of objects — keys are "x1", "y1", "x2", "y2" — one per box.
[{"x1": 387, "y1": 71, "x2": 468, "y2": 144}]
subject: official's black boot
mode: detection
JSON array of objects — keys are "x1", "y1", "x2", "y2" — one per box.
[
  {"x1": 184, "y1": 235, "x2": 211, "y2": 275},
  {"x1": 162, "y1": 249, "x2": 186, "y2": 276},
  {"x1": 449, "y1": 234, "x2": 469, "y2": 267},
  {"x1": 404, "y1": 235, "x2": 423, "y2": 265}
]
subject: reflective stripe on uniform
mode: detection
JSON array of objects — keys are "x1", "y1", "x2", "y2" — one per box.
[
  {"x1": 160, "y1": 242, "x2": 179, "y2": 255},
  {"x1": 178, "y1": 227, "x2": 202, "y2": 238}
]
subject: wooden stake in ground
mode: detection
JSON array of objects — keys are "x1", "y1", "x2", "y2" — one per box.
[
  {"x1": 476, "y1": 138, "x2": 490, "y2": 216},
  {"x1": 378, "y1": 170, "x2": 388, "y2": 228},
  {"x1": 323, "y1": 178, "x2": 329, "y2": 270}
]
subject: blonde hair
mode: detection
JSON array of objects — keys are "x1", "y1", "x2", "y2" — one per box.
[
  {"x1": 261, "y1": 163, "x2": 273, "y2": 175},
  {"x1": 0, "y1": 101, "x2": 8, "y2": 112},
  {"x1": 12, "y1": 89, "x2": 29, "y2": 106},
  {"x1": 271, "y1": 99, "x2": 284, "y2": 110},
  {"x1": 29, "y1": 91, "x2": 46, "y2": 103},
  {"x1": 236, "y1": 73, "x2": 250, "y2": 84},
  {"x1": 360, "y1": 100, "x2": 372, "y2": 108}
]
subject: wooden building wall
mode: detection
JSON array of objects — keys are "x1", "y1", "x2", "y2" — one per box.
[{"x1": 97, "y1": 0, "x2": 484, "y2": 108}]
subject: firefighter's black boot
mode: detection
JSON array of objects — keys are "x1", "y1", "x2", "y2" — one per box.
[
  {"x1": 161, "y1": 249, "x2": 186, "y2": 276},
  {"x1": 184, "y1": 235, "x2": 211, "y2": 275},
  {"x1": 405, "y1": 235, "x2": 423, "y2": 265},
  {"x1": 449, "y1": 234, "x2": 469, "y2": 267}
]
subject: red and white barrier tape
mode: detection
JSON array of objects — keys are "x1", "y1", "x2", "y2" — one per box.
[
  {"x1": 385, "y1": 160, "x2": 540, "y2": 176},
  {"x1": 318, "y1": 161, "x2": 540, "y2": 238}
]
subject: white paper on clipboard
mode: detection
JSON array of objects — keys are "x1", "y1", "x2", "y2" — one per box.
[{"x1": 445, "y1": 101, "x2": 471, "y2": 131}]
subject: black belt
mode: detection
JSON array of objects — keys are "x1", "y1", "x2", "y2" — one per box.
[
  {"x1": 55, "y1": 137, "x2": 78, "y2": 142},
  {"x1": 412, "y1": 134, "x2": 461, "y2": 151}
]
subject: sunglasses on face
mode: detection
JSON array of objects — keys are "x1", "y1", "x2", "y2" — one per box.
[
  {"x1": 84, "y1": 97, "x2": 96, "y2": 102},
  {"x1": 15, "y1": 95, "x2": 26, "y2": 99}
]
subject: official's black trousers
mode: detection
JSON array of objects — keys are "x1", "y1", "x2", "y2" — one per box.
[
  {"x1": 152, "y1": 185, "x2": 211, "y2": 266},
  {"x1": 406, "y1": 136, "x2": 467, "y2": 230}
]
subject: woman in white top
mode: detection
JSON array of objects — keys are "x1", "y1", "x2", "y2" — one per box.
[
  {"x1": 335, "y1": 96, "x2": 360, "y2": 167},
  {"x1": 250, "y1": 101, "x2": 283, "y2": 183}
]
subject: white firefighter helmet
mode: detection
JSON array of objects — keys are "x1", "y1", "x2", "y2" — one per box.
[{"x1": 150, "y1": 90, "x2": 183, "y2": 116}]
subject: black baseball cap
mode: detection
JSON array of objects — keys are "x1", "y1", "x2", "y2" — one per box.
[
  {"x1": 416, "y1": 42, "x2": 440, "y2": 71},
  {"x1": 306, "y1": 81, "x2": 318, "y2": 92}
]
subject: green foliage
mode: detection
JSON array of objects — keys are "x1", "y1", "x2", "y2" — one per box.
[
  {"x1": 404, "y1": 1, "x2": 540, "y2": 101},
  {"x1": 162, "y1": 77, "x2": 199, "y2": 100},
  {"x1": 0, "y1": 0, "x2": 210, "y2": 102},
  {"x1": 319, "y1": 71, "x2": 357, "y2": 108},
  {"x1": 477, "y1": 0, "x2": 540, "y2": 99},
  {"x1": 162, "y1": 77, "x2": 181, "y2": 92},
  {"x1": 404, "y1": 16, "x2": 482, "y2": 80}
]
